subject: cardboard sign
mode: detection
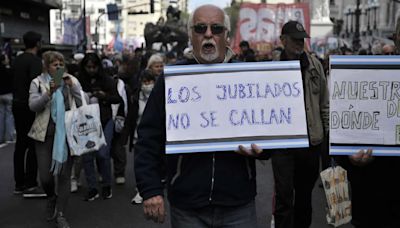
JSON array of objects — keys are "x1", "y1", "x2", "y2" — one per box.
[
  {"x1": 164, "y1": 61, "x2": 309, "y2": 154},
  {"x1": 330, "y1": 56, "x2": 400, "y2": 156}
]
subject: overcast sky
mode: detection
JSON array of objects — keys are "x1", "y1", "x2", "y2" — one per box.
[{"x1": 188, "y1": 0, "x2": 231, "y2": 12}]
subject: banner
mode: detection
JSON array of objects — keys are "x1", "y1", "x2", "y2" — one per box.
[
  {"x1": 63, "y1": 17, "x2": 84, "y2": 45},
  {"x1": 164, "y1": 61, "x2": 309, "y2": 154},
  {"x1": 233, "y1": 3, "x2": 310, "y2": 55},
  {"x1": 63, "y1": 16, "x2": 90, "y2": 46},
  {"x1": 329, "y1": 56, "x2": 400, "y2": 156}
]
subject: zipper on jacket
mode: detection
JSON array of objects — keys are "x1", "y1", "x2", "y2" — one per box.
[
  {"x1": 208, "y1": 153, "x2": 216, "y2": 202},
  {"x1": 170, "y1": 155, "x2": 183, "y2": 185}
]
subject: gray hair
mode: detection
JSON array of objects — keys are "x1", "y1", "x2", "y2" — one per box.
[
  {"x1": 187, "y1": 5, "x2": 231, "y2": 39},
  {"x1": 146, "y1": 54, "x2": 164, "y2": 70}
]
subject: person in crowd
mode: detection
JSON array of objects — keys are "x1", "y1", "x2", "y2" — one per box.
[
  {"x1": 238, "y1": 40, "x2": 256, "y2": 62},
  {"x1": 131, "y1": 69, "x2": 156, "y2": 204},
  {"x1": 134, "y1": 47, "x2": 147, "y2": 71},
  {"x1": 338, "y1": 17, "x2": 400, "y2": 228},
  {"x1": 111, "y1": 53, "x2": 140, "y2": 185},
  {"x1": 145, "y1": 54, "x2": 164, "y2": 79},
  {"x1": 371, "y1": 41, "x2": 383, "y2": 55},
  {"x1": 12, "y1": 31, "x2": 46, "y2": 197},
  {"x1": 28, "y1": 51, "x2": 84, "y2": 228},
  {"x1": 165, "y1": 51, "x2": 177, "y2": 65},
  {"x1": 340, "y1": 46, "x2": 353, "y2": 55},
  {"x1": 271, "y1": 47, "x2": 283, "y2": 61},
  {"x1": 78, "y1": 53, "x2": 121, "y2": 201},
  {"x1": 134, "y1": 4, "x2": 268, "y2": 227},
  {"x1": 270, "y1": 21, "x2": 329, "y2": 228},
  {"x1": 0, "y1": 53, "x2": 14, "y2": 147},
  {"x1": 382, "y1": 44, "x2": 395, "y2": 55}
]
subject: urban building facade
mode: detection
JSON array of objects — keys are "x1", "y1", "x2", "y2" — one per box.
[
  {"x1": 50, "y1": 0, "x2": 187, "y2": 50},
  {"x1": 1, "y1": 0, "x2": 60, "y2": 45},
  {"x1": 330, "y1": 0, "x2": 398, "y2": 50}
]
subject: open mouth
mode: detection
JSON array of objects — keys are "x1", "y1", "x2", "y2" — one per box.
[{"x1": 202, "y1": 43, "x2": 215, "y2": 53}]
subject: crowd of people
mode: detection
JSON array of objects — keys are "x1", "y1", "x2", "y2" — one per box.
[{"x1": 1, "y1": 3, "x2": 400, "y2": 228}]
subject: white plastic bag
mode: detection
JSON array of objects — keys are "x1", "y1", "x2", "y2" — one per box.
[
  {"x1": 320, "y1": 164, "x2": 352, "y2": 227},
  {"x1": 65, "y1": 91, "x2": 106, "y2": 156}
]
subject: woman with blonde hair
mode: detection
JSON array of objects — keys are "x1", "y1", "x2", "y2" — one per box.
[{"x1": 28, "y1": 51, "x2": 85, "y2": 228}]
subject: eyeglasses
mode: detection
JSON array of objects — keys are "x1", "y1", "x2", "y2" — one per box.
[{"x1": 192, "y1": 24, "x2": 226, "y2": 35}]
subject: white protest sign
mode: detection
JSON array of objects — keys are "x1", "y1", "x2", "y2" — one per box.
[
  {"x1": 164, "y1": 62, "x2": 308, "y2": 154},
  {"x1": 330, "y1": 56, "x2": 400, "y2": 156}
]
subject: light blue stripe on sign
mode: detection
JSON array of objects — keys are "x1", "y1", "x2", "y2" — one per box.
[
  {"x1": 330, "y1": 145, "x2": 400, "y2": 156},
  {"x1": 164, "y1": 61, "x2": 300, "y2": 76},
  {"x1": 166, "y1": 138, "x2": 309, "y2": 154},
  {"x1": 330, "y1": 55, "x2": 400, "y2": 65}
]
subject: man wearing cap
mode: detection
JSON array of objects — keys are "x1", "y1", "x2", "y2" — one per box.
[{"x1": 271, "y1": 21, "x2": 329, "y2": 228}]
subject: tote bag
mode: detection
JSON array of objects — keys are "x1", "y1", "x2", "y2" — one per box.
[{"x1": 65, "y1": 90, "x2": 106, "y2": 156}]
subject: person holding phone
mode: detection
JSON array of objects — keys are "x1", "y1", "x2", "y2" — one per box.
[{"x1": 28, "y1": 51, "x2": 85, "y2": 228}]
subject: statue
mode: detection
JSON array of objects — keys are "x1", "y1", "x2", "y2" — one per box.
[
  {"x1": 144, "y1": 6, "x2": 188, "y2": 53},
  {"x1": 313, "y1": 0, "x2": 330, "y2": 22}
]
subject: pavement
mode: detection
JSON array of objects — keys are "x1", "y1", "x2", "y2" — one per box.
[{"x1": 0, "y1": 142, "x2": 354, "y2": 228}]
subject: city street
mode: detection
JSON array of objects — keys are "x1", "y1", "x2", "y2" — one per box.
[{"x1": 0, "y1": 143, "x2": 353, "y2": 228}]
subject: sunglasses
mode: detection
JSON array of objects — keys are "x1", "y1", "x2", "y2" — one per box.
[{"x1": 192, "y1": 24, "x2": 226, "y2": 35}]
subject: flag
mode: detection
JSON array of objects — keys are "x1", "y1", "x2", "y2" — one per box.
[
  {"x1": 114, "y1": 21, "x2": 124, "y2": 52},
  {"x1": 63, "y1": 17, "x2": 84, "y2": 45}
]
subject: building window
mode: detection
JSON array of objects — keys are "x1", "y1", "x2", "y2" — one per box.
[{"x1": 99, "y1": 8, "x2": 105, "y2": 14}]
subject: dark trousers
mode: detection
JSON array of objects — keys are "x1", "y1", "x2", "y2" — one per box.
[
  {"x1": 35, "y1": 135, "x2": 73, "y2": 213},
  {"x1": 12, "y1": 103, "x2": 37, "y2": 189},
  {"x1": 111, "y1": 131, "x2": 128, "y2": 178},
  {"x1": 271, "y1": 145, "x2": 320, "y2": 228},
  {"x1": 170, "y1": 201, "x2": 257, "y2": 228}
]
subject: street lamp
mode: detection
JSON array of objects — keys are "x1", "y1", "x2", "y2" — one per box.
[
  {"x1": 345, "y1": 9, "x2": 350, "y2": 37},
  {"x1": 366, "y1": 7, "x2": 371, "y2": 35},
  {"x1": 350, "y1": 9, "x2": 354, "y2": 34},
  {"x1": 353, "y1": 0, "x2": 361, "y2": 51}
]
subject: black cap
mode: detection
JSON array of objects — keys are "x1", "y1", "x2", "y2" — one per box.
[
  {"x1": 281, "y1": 21, "x2": 310, "y2": 39},
  {"x1": 239, "y1": 40, "x2": 250, "y2": 48}
]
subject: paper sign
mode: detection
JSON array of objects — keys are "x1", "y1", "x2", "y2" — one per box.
[
  {"x1": 164, "y1": 61, "x2": 309, "y2": 154},
  {"x1": 330, "y1": 55, "x2": 400, "y2": 156}
]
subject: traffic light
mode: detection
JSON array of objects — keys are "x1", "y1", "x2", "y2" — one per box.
[{"x1": 150, "y1": 0, "x2": 154, "y2": 14}]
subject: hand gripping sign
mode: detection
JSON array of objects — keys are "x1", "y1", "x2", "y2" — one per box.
[{"x1": 164, "y1": 61, "x2": 309, "y2": 154}]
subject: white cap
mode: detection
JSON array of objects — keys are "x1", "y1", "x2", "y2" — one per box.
[{"x1": 73, "y1": 53, "x2": 84, "y2": 61}]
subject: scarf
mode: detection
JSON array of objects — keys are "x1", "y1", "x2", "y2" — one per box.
[{"x1": 50, "y1": 84, "x2": 68, "y2": 175}]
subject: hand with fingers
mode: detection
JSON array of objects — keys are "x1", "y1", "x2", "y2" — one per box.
[
  {"x1": 349, "y1": 149, "x2": 374, "y2": 167},
  {"x1": 236, "y1": 143, "x2": 264, "y2": 157},
  {"x1": 143, "y1": 195, "x2": 166, "y2": 223},
  {"x1": 48, "y1": 80, "x2": 59, "y2": 96}
]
